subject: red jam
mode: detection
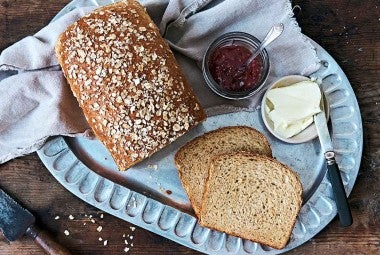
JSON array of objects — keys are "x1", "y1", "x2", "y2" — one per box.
[{"x1": 209, "y1": 45, "x2": 263, "y2": 91}]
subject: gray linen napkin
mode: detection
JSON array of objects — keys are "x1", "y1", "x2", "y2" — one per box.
[{"x1": 0, "y1": 0, "x2": 320, "y2": 164}]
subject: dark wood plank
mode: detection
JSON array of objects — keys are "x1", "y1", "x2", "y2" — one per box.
[{"x1": 0, "y1": 0, "x2": 379, "y2": 254}]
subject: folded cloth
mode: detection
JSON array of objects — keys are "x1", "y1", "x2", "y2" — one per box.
[
  {"x1": 0, "y1": 0, "x2": 320, "y2": 164},
  {"x1": 0, "y1": 7, "x2": 96, "y2": 163}
]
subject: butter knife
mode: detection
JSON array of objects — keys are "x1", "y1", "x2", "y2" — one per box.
[{"x1": 314, "y1": 90, "x2": 353, "y2": 227}]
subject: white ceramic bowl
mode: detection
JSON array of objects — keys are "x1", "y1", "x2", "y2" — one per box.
[{"x1": 261, "y1": 75, "x2": 329, "y2": 144}]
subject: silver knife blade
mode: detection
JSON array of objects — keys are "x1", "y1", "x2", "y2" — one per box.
[
  {"x1": 314, "y1": 110, "x2": 333, "y2": 152},
  {"x1": 0, "y1": 187, "x2": 35, "y2": 241},
  {"x1": 314, "y1": 90, "x2": 333, "y2": 153}
]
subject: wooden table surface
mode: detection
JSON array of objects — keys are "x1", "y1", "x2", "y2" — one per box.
[{"x1": 0, "y1": 0, "x2": 379, "y2": 254}]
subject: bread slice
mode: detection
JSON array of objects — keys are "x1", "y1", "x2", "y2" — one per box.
[
  {"x1": 174, "y1": 126, "x2": 272, "y2": 216},
  {"x1": 199, "y1": 153, "x2": 303, "y2": 250}
]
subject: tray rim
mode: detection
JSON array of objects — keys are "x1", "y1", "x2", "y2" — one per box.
[{"x1": 37, "y1": 1, "x2": 364, "y2": 254}]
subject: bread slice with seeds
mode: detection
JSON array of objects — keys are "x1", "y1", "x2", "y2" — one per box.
[
  {"x1": 199, "y1": 152, "x2": 303, "y2": 250},
  {"x1": 174, "y1": 126, "x2": 272, "y2": 217}
]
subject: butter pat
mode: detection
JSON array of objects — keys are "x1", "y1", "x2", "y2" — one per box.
[{"x1": 265, "y1": 80, "x2": 321, "y2": 138}]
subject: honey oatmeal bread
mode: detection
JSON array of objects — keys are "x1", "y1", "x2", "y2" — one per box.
[
  {"x1": 55, "y1": 0, "x2": 206, "y2": 170},
  {"x1": 174, "y1": 126, "x2": 272, "y2": 217},
  {"x1": 199, "y1": 153, "x2": 303, "y2": 250}
]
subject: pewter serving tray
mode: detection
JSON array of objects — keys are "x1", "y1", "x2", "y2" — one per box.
[{"x1": 37, "y1": 1, "x2": 363, "y2": 254}]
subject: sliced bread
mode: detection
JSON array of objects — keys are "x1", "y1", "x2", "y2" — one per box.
[
  {"x1": 199, "y1": 152, "x2": 303, "y2": 250},
  {"x1": 174, "y1": 126, "x2": 272, "y2": 217}
]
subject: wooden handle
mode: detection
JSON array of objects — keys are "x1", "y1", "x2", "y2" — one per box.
[{"x1": 26, "y1": 225, "x2": 72, "y2": 255}]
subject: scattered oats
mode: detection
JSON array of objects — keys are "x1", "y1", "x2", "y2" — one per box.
[
  {"x1": 133, "y1": 78, "x2": 140, "y2": 85},
  {"x1": 100, "y1": 214, "x2": 104, "y2": 219},
  {"x1": 97, "y1": 226, "x2": 103, "y2": 232},
  {"x1": 99, "y1": 237, "x2": 103, "y2": 241},
  {"x1": 130, "y1": 227, "x2": 136, "y2": 231},
  {"x1": 64, "y1": 230, "x2": 69, "y2": 236},
  {"x1": 103, "y1": 240, "x2": 108, "y2": 246},
  {"x1": 130, "y1": 243, "x2": 134, "y2": 247},
  {"x1": 109, "y1": 33, "x2": 116, "y2": 40},
  {"x1": 89, "y1": 215, "x2": 93, "y2": 218},
  {"x1": 83, "y1": 223, "x2": 86, "y2": 226},
  {"x1": 153, "y1": 165, "x2": 158, "y2": 171},
  {"x1": 123, "y1": 234, "x2": 126, "y2": 238},
  {"x1": 124, "y1": 240, "x2": 128, "y2": 245},
  {"x1": 124, "y1": 247, "x2": 130, "y2": 252},
  {"x1": 54, "y1": 216, "x2": 60, "y2": 220},
  {"x1": 69, "y1": 215, "x2": 74, "y2": 220},
  {"x1": 91, "y1": 219, "x2": 96, "y2": 224},
  {"x1": 130, "y1": 236, "x2": 133, "y2": 240}
]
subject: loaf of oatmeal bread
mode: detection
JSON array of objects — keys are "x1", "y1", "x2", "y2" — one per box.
[{"x1": 55, "y1": 0, "x2": 206, "y2": 170}]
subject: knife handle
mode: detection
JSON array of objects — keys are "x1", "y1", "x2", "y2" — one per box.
[
  {"x1": 26, "y1": 225, "x2": 72, "y2": 255},
  {"x1": 325, "y1": 151, "x2": 353, "y2": 227}
]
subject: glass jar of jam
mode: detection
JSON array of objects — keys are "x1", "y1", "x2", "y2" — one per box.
[{"x1": 202, "y1": 32, "x2": 270, "y2": 100}]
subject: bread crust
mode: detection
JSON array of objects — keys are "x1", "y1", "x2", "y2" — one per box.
[
  {"x1": 199, "y1": 152, "x2": 303, "y2": 250},
  {"x1": 174, "y1": 125, "x2": 272, "y2": 216},
  {"x1": 55, "y1": 0, "x2": 206, "y2": 170},
  {"x1": 174, "y1": 126, "x2": 272, "y2": 164}
]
